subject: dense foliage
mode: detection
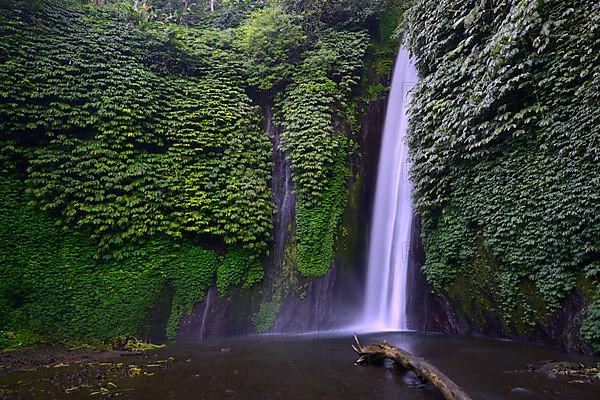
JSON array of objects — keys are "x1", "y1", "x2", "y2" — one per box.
[
  {"x1": 0, "y1": 0, "x2": 374, "y2": 343},
  {"x1": 234, "y1": 5, "x2": 305, "y2": 90},
  {"x1": 0, "y1": 0, "x2": 270, "y2": 343},
  {"x1": 0, "y1": 171, "x2": 219, "y2": 341},
  {"x1": 0, "y1": 2, "x2": 273, "y2": 258},
  {"x1": 404, "y1": 0, "x2": 599, "y2": 348},
  {"x1": 277, "y1": 30, "x2": 369, "y2": 276}
]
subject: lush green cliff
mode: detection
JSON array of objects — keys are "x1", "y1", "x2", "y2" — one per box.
[
  {"x1": 404, "y1": 0, "x2": 599, "y2": 351},
  {"x1": 0, "y1": 0, "x2": 375, "y2": 346}
]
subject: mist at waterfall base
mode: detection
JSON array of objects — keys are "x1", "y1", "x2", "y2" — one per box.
[{"x1": 350, "y1": 47, "x2": 419, "y2": 333}]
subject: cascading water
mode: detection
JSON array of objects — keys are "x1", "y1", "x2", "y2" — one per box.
[{"x1": 359, "y1": 47, "x2": 419, "y2": 331}]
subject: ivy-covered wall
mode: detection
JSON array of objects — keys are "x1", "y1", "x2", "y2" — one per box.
[
  {"x1": 0, "y1": 0, "x2": 374, "y2": 346},
  {"x1": 0, "y1": 1, "x2": 274, "y2": 345},
  {"x1": 0, "y1": 2, "x2": 273, "y2": 257},
  {"x1": 0, "y1": 170, "x2": 220, "y2": 343},
  {"x1": 403, "y1": 0, "x2": 599, "y2": 350},
  {"x1": 277, "y1": 30, "x2": 368, "y2": 277}
]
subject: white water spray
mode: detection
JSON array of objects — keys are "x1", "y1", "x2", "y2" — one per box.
[{"x1": 358, "y1": 47, "x2": 418, "y2": 331}]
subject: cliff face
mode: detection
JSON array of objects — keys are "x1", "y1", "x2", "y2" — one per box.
[
  {"x1": 3, "y1": 1, "x2": 593, "y2": 353},
  {"x1": 401, "y1": 0, "x2": 599, "y2": 353},
  {"x1": 167, "y1": 1, "x2": 600, "y2": 353},
  {"x1": 0, "y1": 1, "x2": 374, "y2": 348},
  {"x1": 178, "y1": 57, "x2": 595, "y2": 354},
  {"x1": 177, "y1": 79, "x2": 390, "y2": 340}
]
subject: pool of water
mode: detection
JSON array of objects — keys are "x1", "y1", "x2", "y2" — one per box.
[{"x1": 1, "y1": 332, "x2": 598, "y2": 399}]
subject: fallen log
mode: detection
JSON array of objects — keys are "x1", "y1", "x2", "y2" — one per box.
[{"x1": 352, "y1": 334, "x2": 472, "y2": 400}]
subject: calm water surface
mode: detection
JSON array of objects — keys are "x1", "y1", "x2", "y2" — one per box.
[{"x1": 1, "y1": 332, "x2": 598, "y2": 399}]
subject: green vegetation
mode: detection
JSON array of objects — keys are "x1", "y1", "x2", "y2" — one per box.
[
  {"x1": 217, "y1": 248, "x2": 262, "y2": 294},
  {"x1": 277, "y1": 29, "x2": 369, "y2": 276},
  {"x1": 0, "y1": 0, "x2": 278, "y2": 344},
  {"x1": 250, "y1": 232, "x2": 298, "y2": 333},
  {"x1": 0, "y1": 0, "x2": 376, "y2": 345},
  {"x1": 0, "y1": 330, "x2": 40, "y2": 350},
  {"x1": 0, "y1": 1, "x2": 273, "y2": 258},
  {"x1": 0, "y1": 171, "x2": 219, "y2": 341},
  {"x1": 293, "y1": 138, "x2": 350, "y2": 276},
  {"x1": 234, "y1": 5, "x2": 305, "y2": 90},
  {"x1": 404, "y1": 0, "x2": 599, "y2": 348},
  {"x1": 251, "y1": 295, "x2": 281, "y2": 333}
]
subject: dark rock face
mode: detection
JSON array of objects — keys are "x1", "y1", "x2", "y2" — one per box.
[
  {"x1": 405, "y1": 215, "x2": 472, "y2": 335},
  {"x1": 420, "y1": 282, "x2": 593, "y2": 353},
  {"x1": 177, "y1": 286, "x2": 255, "y2": 342},
  {"x1": 354, "y1": 95, "x2": 387, "y2": 283},
  {"x1": 274, "y1": 264, "x2": 340, "y2": 333},
  {"x1": 265, "y1": 104, "x2": 295, "y2": 290},
  {"x1": 418, "y1": 284, "x2": 593, "y2": 353},
  {"x1": 540, "y1": 290, "x2": 592, "y2": 353},
  {"x1": 405, "y1": 217, "x2": 593, "y2": 353},
  {"x1": 140, "y1": 285, "x2": 175, "y2": 343}
]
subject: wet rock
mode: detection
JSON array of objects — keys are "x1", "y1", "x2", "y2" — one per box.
[{"x1": 535, "y1": 360, "x2": 599, "y2": 383}]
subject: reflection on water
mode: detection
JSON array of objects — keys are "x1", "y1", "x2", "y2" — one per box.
[{"x1": 1, "y1": 332, "x2": 598, "y2": 400}]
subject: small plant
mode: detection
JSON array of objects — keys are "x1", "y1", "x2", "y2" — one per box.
[
  {"x1": 109, "y1": 336, "x2": 165, "y2": 352},
  {"x1": 251, "y1": 296, "x2": 281, "y2": 333},
  {"x1": 0, "y1": 330, "x2": 39, "y2": 350}
]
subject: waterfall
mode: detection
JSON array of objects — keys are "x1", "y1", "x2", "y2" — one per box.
[{"x1": 359, "y1": 47, "x2": 418, "y2": 331}]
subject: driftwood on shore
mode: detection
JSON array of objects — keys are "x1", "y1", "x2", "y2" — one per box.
[{"x1": 352, "y1": 334, "x2": 472, "y2": 400}]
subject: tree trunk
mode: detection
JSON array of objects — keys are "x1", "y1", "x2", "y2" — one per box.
[{"x1": 352, "y1": 334, "x2": 472, "y2": 400}]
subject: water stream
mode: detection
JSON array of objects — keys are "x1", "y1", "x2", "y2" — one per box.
[{"x1": 359, "y1": 47, "x2": 419, "y2": 331}]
